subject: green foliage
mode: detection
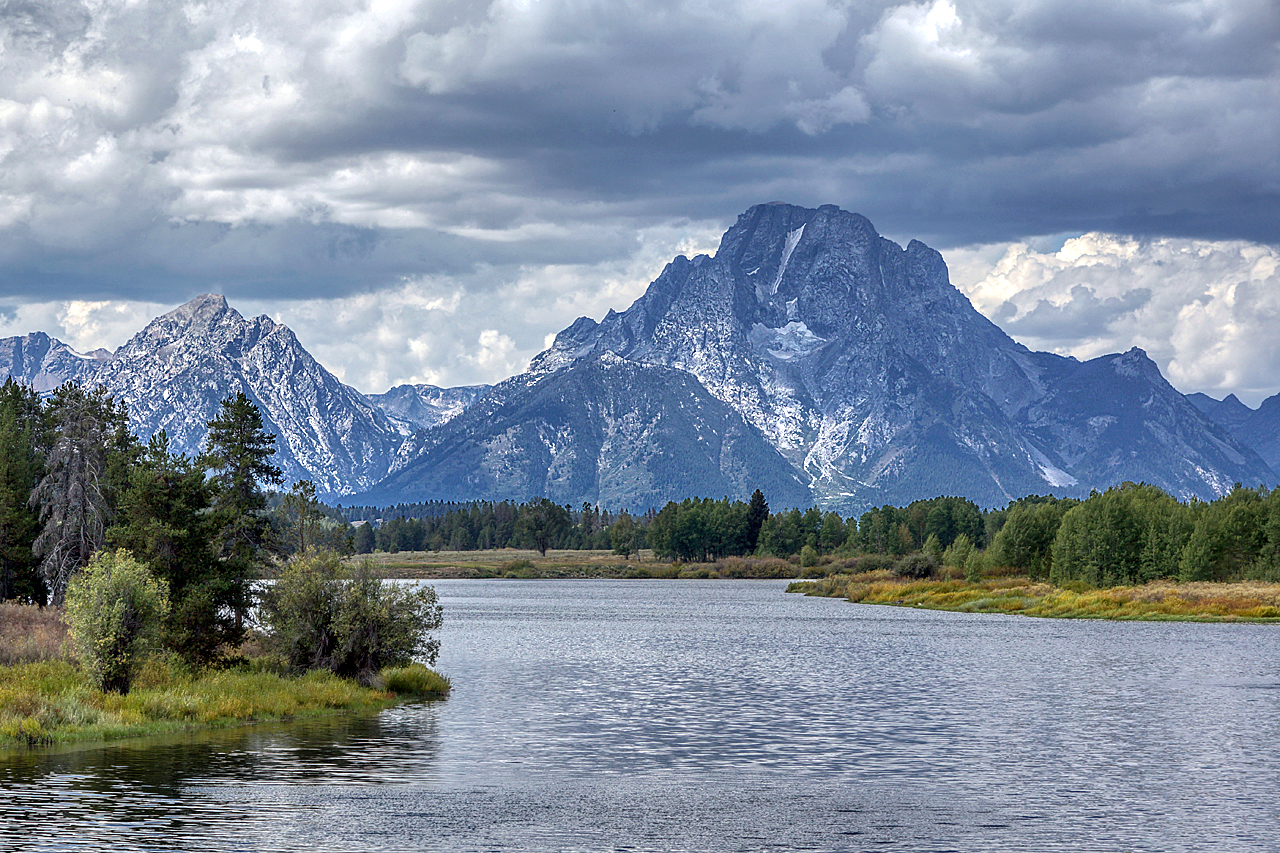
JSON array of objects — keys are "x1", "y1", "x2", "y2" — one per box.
[
  {"x1": 989, "y1": 498, "x2": 1076, "y2": 580},
  {"x1": 380, "y1": 662, "x2": 451, "y2": 698},
  {"x1": 610, "y1": 511, "x2": 642, "y2": 558},
  {"x1": 64, "y1": 550, "x2": 169, "y2": 694},
  {"x1": 799, "y1": 544, "x2": 819, "y2": 567},
  {"x1": 200, "y1": 392, "x2": 282, "y2": 630},
  {"x1": 942, "y1": 533, "x2": 974, "y2": 568},
  {"x1": 259, "y1": 550, "x2": 443, "y2": 685},
  {"x1": 1179, "y1": 486, "x2": 1268, "y2": 582},
  {"x1": 0, "y1": 379, "x2": 46, "y2": 603},
  {"x1": 1050, "y1": 483, "x2": 1188, "y2": 587},
  {"x1": 515, "y1": 497, "x2": 571, "y2": 556}
]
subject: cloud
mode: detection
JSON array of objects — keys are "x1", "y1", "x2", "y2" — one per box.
[
  {"x1": 0, "y1": 0, "x2": 1277, "y2": 401},
  {"x1": 952, "y1": 233, "x2": 1280, "y2": 406}
]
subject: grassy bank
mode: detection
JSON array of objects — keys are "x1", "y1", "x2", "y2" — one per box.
[
  {"x1": 356, "y1": 548, "x2": 805, "y2": 579},
  {"x1": 788, "y1": 572, "x2": 1280, "y2": 621},
  {"x1": 0, "y1": 605, "x2": 450, "y2": 750}
]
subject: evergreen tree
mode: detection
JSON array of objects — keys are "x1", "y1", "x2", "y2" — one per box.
[
  {"x1": 745, "y1": 489, "x2": 768, "y2": 552},
  {"x1": 200, "y1": 392, "x2": 282, "y2": 630},
  {"x1": 30, "y1": 382, "x2": 128, "y2": 604},
  {"x1": 108, "y1": 432, "x2": 230, "y2": 665},
  {"x1": 0, "y1": 379, "x2": 46, "y2": 602}
]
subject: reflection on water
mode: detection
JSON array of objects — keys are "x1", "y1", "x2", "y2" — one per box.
[{"x1": 3, "y1": 579, "x2": 1279, "y2": 852}]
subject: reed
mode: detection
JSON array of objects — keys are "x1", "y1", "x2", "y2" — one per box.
[
  {"x1": 787, "y1": 575, "x2": 1280, "y2": 622},
  {"x1": 0, "y1": 604, "x2": 69, "y2": 665},
  {"x1": 0, "y1": 654, "x2": 449, "y2": 749}
]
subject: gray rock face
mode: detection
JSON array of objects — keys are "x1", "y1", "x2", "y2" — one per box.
[
  {"x1": 384, "y1": 202, "x2": 1272, "y2": 511},
  {"x1": 0, "y1": 332, "x2": 110, "y2": 392},
  {"x1": 1189, "y1": 392, "x2": 1280, "y2": 479},
  {"x1": 368, "y1": 383, "x2": 489, "y2": 434},
  {"x1": 0, "y1": 295, "x2": 413, "y2": 497},
  {"x1": 366, "y1": 352, "x2": 810, "y2": 510}
]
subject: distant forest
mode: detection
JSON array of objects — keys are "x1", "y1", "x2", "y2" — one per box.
[{"x1": 339, "y1": 482, "x2": 1280, "y2": 586}]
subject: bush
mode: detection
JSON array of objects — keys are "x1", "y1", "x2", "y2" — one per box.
[
  {"x1": 799, "y1": 545, "x2": 819, "y2": 568},
  {"x1": 63, "y1": 550, "x2": 169, "y2": 694},
  {"x1": 895, "y1": 553, "x2": 936, "y2": 580},
  {"x1": 381, "y1": 662, "x2": 451, "y2": 698},
  {"x1": 259, "y1": 550, "x2": 444, "y2": 685}
]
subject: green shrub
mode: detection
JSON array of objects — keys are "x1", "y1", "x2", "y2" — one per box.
[
  {"x1": 799, "y1": 545, "x2": 819, "y2": 568},
  {"x1": 381, "y1": 662, "x2": 451, "y2": 698},
  {"x1": 258, "y1": 550, "x2": 444, "y2": 685},
  {"x1": 64, "y1": 550, "x2": 169, "y2": 694},
  {"x1": 895, "y1": 553, "x2": 936, "y2": 580}
]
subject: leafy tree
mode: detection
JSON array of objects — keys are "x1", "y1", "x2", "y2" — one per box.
[
  {"x1": 610, "y1": 511, "x2": 641, "y2": 558},
  {"x1": 31, "y1": 383, "x2": 129, "y2": 604},
  {"x1": 1179, "y1": 486, "x2": 1267, "y2": 582},
  {"x1": 516, "y1": 498, "x2": 570, "y2": 556},
  {"x1": 64, "y1": 549, "x2": 169, "y2": 694},
  {"x1": 258, "y1": 550, "x2": 443, "y2": 684},
  {"x1": 989, "y1": 499, "x2": 1076, "y2": 580},
  {"x1": 1050, "y1": 483, "x2": 1184, "y2": 586}
]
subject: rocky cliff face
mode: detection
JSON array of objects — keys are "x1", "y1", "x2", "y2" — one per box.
[
  {"x1": 368, "y1": 383, "x2": 489, "y2": 434},
  {"x1": 0, "y1": 332, "x2": 111, "y2": 392},
  {"x1": 381, "y1": 203, "x2": 1272, "y2": 510},
  {"x1": 1189, "y1": 392, "x2": 1280, "y2": 479},
  {"x1": 0, "y1": 296, "x2": 416, "y2": 497},
  {"x1": 90, "y1": 295, "x2": 405, "y2": 496}
]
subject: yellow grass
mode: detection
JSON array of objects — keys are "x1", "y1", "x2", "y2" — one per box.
[{"x1": 787, "y1": 574, "x2": 1280, "y2": 621}]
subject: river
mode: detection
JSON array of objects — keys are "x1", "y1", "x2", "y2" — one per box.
[{"x1": 2, "y1": 579, "x2": 1278, "y2": 851}]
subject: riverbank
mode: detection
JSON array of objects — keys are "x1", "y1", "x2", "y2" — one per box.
[
  {"x1": 354, "y1": 549, "x2": 801, "y2": 579},
  {"x1": 787, "y1": 572, "x2": 1280, "y2": 621},
  {"x1": 0, "y1": 604, "x2": 450, "y2": 750}
]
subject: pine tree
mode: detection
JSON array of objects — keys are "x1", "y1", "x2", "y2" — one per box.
[
  {"x1": 0, "y1": 379, "x2": 47, "y2": 602},
  {"x1": 200, "y1": 392, "x2": 283, "y2": 630}
]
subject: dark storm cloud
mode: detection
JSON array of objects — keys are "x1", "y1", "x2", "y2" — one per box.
[{"x1": 0, "y1": 0, "x2": 1276, "y2": 392}]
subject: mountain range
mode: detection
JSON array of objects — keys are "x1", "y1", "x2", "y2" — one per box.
[{"x1": 3, "y1": 202, "x2": 1276, "y2": 512}]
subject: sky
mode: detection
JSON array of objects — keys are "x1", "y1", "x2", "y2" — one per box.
[{"x1": 1, "y1": 0, "x2": 1278, "y2": 404}]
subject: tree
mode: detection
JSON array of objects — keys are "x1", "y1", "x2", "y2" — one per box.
[
  {"x1": 64, "y1": 550, "x2": 169, "y2": 694},
  {"x1": 745, "y1": 489, "x2": 769, "y2": 552},
  {"x1": 352, "y1": 522, "x2": 376, "y2": 554},
  {"x1": 30, "y1": 382, "x2": 129, "y2": 604},
  {"x1": 610, "y1": 512, "x2": 641, "y2": 558},
  {"x1": 516, "y1": 498, "x2": 570, "y2": 557},
  {"x1": 0, "y1": 379, "x2": 46, "y2": 602},
  {"x1": 258, "y1": 550, "x2": 443, "y2": 685},
  {"x1": 200, "y1": 392, "x2": 282, "y2": 630},
  {"x1": 108, "y1": 432, "x2": 232, "y2": 666},
  {"x1": 279, "y1": 480, "x2": 324, "y2": 555}
]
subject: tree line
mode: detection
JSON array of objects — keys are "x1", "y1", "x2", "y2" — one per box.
[
  {"x1": 351, "y1": 482, "x2": 1280, "y2": 586},
  {"x1": 0, "y1": 379, "x2": 286, "y2": 665}
]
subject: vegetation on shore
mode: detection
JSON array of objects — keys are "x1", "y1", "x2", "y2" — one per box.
[
  {"x1": 787, "y1": 571, "x2": 1280, "y2": 621},
  {"x1": 0, "y1": 384, "x2": 448, "y2": 750},
  {"x1": 0, "y1": 602, "x2": 448, "y2": 749}
]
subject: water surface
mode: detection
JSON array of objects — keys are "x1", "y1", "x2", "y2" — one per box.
[{"x1": 3, "y1": 579, "x2": 1277, "y2": 851}]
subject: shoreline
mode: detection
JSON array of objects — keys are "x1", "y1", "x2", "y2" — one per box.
[
  {"x1": 0, "y1": 659, "x2": 448, "y2": 752},
  {"x1": 787, "y1": 574, "x2": 1280, "y2": 622}
]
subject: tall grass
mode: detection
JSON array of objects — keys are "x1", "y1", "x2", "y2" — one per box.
[
  {"x1": 0, "y1": 655, "x2": 405, "y2": 748},
  {"x1": 788, "y1": 573, "x2": 1280, "y2": 621},
  {"x1": 0, "y1": 604, "x2": 69, "y2": 665}
]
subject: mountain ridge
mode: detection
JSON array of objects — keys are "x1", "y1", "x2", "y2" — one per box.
[{"x1": 2, "y1": 203, "x2": 1276, "y2": 510}]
